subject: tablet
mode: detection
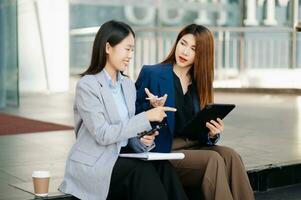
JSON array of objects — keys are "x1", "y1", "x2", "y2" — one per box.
[{"x1": 180, "y1": 103, "x2": 235, "y2": 138}]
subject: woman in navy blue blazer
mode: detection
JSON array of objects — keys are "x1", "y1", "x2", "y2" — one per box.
[{"x1": 135, "y1": 24, "x2": 254, "y2": 200}]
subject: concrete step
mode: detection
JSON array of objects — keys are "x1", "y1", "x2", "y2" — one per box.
[
  {"x1": 255, "y1": 183, "x2": 301, "y2": 200},
  {"x1": 26, "y1": 162, "x2": 301, "y2": 199},
  {"x1": 248, "y1": 162, "x2": 301, "y2": 191}
]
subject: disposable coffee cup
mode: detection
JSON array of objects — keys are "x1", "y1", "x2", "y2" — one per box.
[{"x1": 32, "y1": 171, "x2": 50, "y2": 197}]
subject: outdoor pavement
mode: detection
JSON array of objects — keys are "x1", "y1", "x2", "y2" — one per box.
[{"x1": 1, "y1": 88, "x2": 301, "y2": 199}]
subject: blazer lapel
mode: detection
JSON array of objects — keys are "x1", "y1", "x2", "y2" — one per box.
[
  {"x1": 159, "y1": 64, "x2": 175, "y2": 135},
  {"x1": 121, "y1": 79, "x2": 135, "y2": 117},
  {"x1": 192, "y1": 85, "x2": 201, "y2": 113},
  {"x1": 94, "y1": 72, "x2": 120, "y2": 123}
]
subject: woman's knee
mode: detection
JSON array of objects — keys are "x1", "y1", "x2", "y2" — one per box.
[
  {"x1": 154, "y1": 160, "x2": 173, "y2": 169},
  {"x1": 123, "y1": 159, "x2": 156, "y2": 179},
  {"x1": 216, "y1": 146, "x2": 242, "y2": 161},
  {"x1": 134, "y1": 160, "x2": 155, "y2": 172},
  {"x1": 206, "y1": 151, "x2": 225, "y2": 166}
]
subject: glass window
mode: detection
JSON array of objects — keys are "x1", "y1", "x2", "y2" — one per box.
[{"x1": 0, "y1": 0, "x2": 18, "y2": 108}]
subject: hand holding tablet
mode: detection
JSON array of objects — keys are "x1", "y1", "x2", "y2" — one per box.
[{"x1": 180, "y1": 104, "x2": 235, "y2": 139}]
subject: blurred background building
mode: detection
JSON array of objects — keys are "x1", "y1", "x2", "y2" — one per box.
[{"x1": 0, "y1": 0, "x2": 301, "y2": 109}]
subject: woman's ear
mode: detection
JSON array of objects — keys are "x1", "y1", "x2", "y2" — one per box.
[{"x1": 105, "y1": 42, "x2": 111, "y2": 54}]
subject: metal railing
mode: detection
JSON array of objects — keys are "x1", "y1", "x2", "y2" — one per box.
[{"x1": 70, "y1": 26, "x2": 301, "y2": 81}]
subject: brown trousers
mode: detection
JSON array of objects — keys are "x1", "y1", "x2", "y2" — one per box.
[{"x1": 171, "y1": 137, "x2": 254, "y2": 200}]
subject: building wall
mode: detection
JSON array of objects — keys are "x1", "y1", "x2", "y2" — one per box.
[{"x1": 18, "y1": 0, "x2": 69, "y2": 92}]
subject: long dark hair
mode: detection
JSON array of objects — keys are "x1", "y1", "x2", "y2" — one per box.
[
  {"x1": 80, "y1": 20, "x2": 135, "y2": 76},
  {"x1": 162, "y1": 24, "x2": 214, "y2": 109}
]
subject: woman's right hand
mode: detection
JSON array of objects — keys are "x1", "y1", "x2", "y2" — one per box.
[
  {"x1": 140, "y1": 131, "x2": 159, "y2": 147},
  {"x1": 145, "y1": 88, "x2": 167, "y2": 107},
  {"x1": 146, "y1": 106, "x2": 177, "y2": 122}
]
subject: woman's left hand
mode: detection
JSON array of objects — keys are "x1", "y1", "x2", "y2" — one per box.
[
  {"x1": 206, "y1": 118, "x2": 224, "y2": 138},
  {"x1": 145, "y1": 88, "x2": 167, "y2": 108},
  {"x1": 140, "y1": 131, "x2": 159, "y2": 146}
]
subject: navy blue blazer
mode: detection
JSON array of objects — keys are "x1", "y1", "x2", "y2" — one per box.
[{"x1": 135, "y1": 63, "x2": 210, "y2": 152}]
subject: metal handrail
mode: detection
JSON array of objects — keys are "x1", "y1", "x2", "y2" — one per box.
[{"x1": 70, "y1": 26, "x2": 295, "y2": 36}]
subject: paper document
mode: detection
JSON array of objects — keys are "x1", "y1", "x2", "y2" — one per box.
[{"x1": 119, "y1": 152, "x2": 185, "y2": 161}]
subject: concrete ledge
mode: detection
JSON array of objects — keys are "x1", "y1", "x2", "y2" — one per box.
[
  {"x1": 27, "y1": 162, "x2": 301, "y2": 199},
  {"x1": 248, "y1": 162, "x2": 301, "y2": 191},
  {"x1": 214, "y1": 87, "x2": 301, "y2": 95}
]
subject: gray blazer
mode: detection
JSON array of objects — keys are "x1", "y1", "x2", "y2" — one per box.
[{"x1": 59, "y1": 71, "x2": 152, "y2": 200}]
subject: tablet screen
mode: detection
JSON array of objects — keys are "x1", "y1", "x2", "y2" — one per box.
[{"x1": 179, "y1": 103, "x2": 235, "y2": 139}]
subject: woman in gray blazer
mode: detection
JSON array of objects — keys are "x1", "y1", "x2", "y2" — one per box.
[{"x1": 59, "y1": 20, "x2": 188, "y2": 200}]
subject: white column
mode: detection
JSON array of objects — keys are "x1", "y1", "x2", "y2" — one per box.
[
  {"x1": 262, "y1": 0, "x2": 278, "y2": 26},
  {"x1": 216, "y1": 0, "x2": 227, "y2": 26},
  {"x1": 124, "y1": 6, "x2": 155, "y2": 25},
  {"x1": 194, "y1": 0, "x2": 211, "y2": 25},
  {"x1": 18, "y1": 0, "x2": 69, "y2": 92},
  {"x1": 244, "y1": 0, "x2": 258, "y2": 26}
]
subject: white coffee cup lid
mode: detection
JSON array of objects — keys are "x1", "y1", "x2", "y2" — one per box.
[{"x1": 32, "y1": 171, "x2": 50, "y2": 178}]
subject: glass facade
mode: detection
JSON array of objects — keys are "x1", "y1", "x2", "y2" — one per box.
[
  {"x1": 69, "y1": 0, "x2": 301, "y2": 78},
  {"x1": 1, "y1": 0, "x2": 301, "y2": 109},
  {"x1": 0, "y1": 0, "x2": 18, "y2": 108},
  {"x1": 69, "y1": 1, "x2": 243, "y2": 74}
]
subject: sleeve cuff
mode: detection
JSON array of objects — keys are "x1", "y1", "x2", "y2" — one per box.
[
  {"x1": 139, "y1": 140, "x2": 155, "y2": 152},
  {"x1": 207, "y1": 133, "x2": 220, "y2": 145},
  {"x1": 128, "y1": 137, "x2": 155, "y2": 152}
]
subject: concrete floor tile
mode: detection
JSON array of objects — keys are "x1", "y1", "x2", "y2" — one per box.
[{"x1": 1, "y1": 91, "x2": 301, "y2": 199}]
